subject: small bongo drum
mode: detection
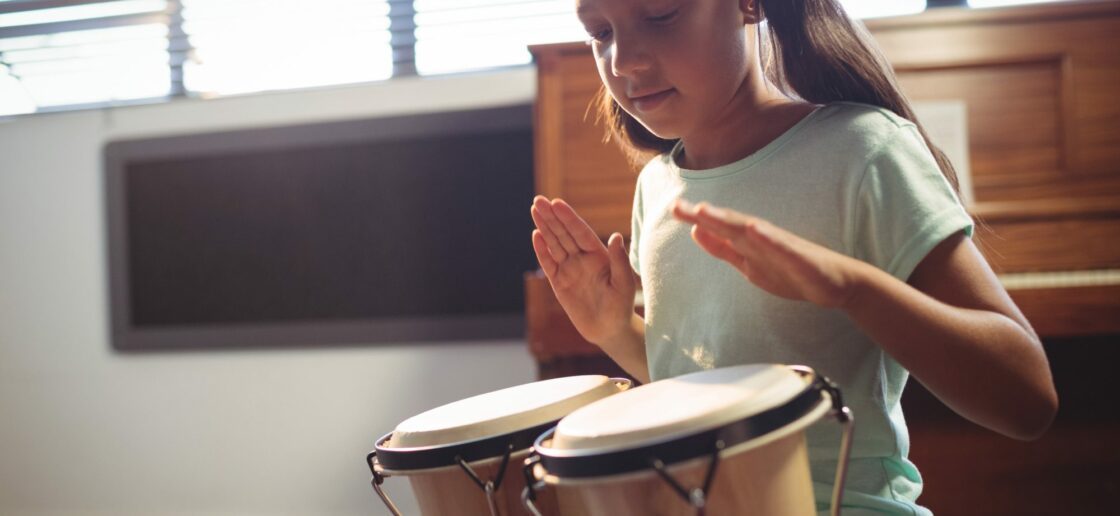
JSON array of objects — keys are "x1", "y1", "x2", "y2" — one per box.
[
  {"x1": 366, "y1": 375, "x2": 632, "y2": 516},
  {"x1": 523, "y1": 364, "x2": 854, "y2": 516}
]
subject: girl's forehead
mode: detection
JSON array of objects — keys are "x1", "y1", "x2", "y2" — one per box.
[
  {"x1": 577, "y1": 0, "x2": 654, "y2": 13},
  {"x1": 577, "y1": 0, "x2": 668, "y2": 16}
]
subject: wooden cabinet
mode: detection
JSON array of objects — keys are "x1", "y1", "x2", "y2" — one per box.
[{"x1": 531, "y1": 43, "x2": 637, "y2": 239}]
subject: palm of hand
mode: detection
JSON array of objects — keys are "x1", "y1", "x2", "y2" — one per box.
[
  {"x1": 531, "y1": 196, "x2": 637, "y2": 344},
  {"x1": 549, "y1": 247, "x2": 632, "y2": 325},
  {"x1": 547, "y1": 246, "x2": 610, "y2": 290}
]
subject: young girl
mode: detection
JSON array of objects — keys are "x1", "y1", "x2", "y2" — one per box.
[{"x1": 529, "y1": 0, "x2": 1058, "y2": 513}]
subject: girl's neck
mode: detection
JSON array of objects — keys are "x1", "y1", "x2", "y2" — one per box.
[{"x1": 677, "y1": 75, "x2": 816, "y2": 171}]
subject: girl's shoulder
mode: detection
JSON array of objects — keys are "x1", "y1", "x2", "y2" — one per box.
[
  {"x1": 815, "y1": 102, "x2": 916, "y2": 134},
  {"x1": 808, "y1": 102, "x2": 923, "y2": 156}
]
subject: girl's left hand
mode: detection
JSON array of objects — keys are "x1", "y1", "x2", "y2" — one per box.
[{"x1": 672, "y1": 199, "x2": 868, "y2": 309}]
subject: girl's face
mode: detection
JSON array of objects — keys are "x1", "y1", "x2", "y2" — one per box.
[{"x1": 576, "y1": 0, "x2": 756, "y2": 141}]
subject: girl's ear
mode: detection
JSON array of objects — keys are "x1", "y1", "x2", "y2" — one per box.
[{"x1": 740, "y1": 0, "x2": 763, "y2": 24}]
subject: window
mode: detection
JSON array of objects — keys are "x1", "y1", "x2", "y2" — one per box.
[
  {"x1": 412, "y1": 0, "x2": 583, "y2": 75},
  {"x1": 0, "y1": 0, "x2": 172, "y2": 111},
  {"x1": 0, "y1": 62, "x2": 34, "y2": 115},
  {"x1": 0, "y1": 1, "x2": 1061, "y2": 117},
  {"x1": 968, "y1": 0, "x2": 1071, "y2": 7},
  {"x1": 181, "y1": 0, "x2": 393, "y2": 96},
  {"x1": 0, "y1": 0, "x2": 395, "y2": 115},
  {"x1": 841, "y1": 0, "x2": 926, "y2": 18},
  {"x1": 410, "y1": 1, "x2": 926, "y2": 74}
]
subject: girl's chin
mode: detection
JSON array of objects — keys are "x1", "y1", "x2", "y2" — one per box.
[
  {"x1": 618, "y1": 104, "x2": 682, "y2": 140},
  {"x1": 635, "y1": 119, "x2": 681, "y2": 141}
]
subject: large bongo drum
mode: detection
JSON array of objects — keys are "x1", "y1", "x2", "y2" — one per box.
[
  {"x1": 366, "y1": 375, "x2": 632, "y2": 516},
  {"x1": 523, "y1": 364, "x2": 854, "y2": 516}
]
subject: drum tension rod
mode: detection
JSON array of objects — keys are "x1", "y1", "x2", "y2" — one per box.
[
  {"x1": 365, "y1": 450, "x2": 403, "y2": 516},
  {"x1": 456, "y1": 441, "x2": 515, "y2": 492},
  {"x1": 456, "y1": 443, "x2": 514, "y2": 516},
  {"x1": 649, "y1": 439, "x2": 726, "y2": 516},
  {"x1": 454, "y1": 441, "x2": 515, "y2": 488},
  {"x1": 817, "y1": 374, "x2": 855, "y2": 516},
  {"x1": 521, "y1": 454, "x2": 547, "y2": 516},
  {"x1": 522, "y1": 454, "x2": 544, "y2": 502}
]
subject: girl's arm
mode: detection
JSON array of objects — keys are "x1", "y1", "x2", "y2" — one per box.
[
  {"x1": 845, "y1": 232, "x2": 1056, "y2": 440},
  {"x1": 674, "y1": 200, "x2": 1058, "y2": 441},
  {"x1": 597, "y1": 313, "x2": 650, "y2": 385},
  {"x1": 531, "y1": 196, "x2": 650, "y2": 383}
]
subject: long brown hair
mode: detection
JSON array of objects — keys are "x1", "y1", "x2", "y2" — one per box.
[{"x1": 595, "y1": 0, "x2": 961, "y2": 193}]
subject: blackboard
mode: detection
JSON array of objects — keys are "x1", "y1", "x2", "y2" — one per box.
[{"x1": 104, "y1": 104, "x2": 535, "y2": 350}]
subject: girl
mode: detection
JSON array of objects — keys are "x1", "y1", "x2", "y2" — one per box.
[{"x1": 529, "y1": 0, "x2": 1058, "y2": 514}]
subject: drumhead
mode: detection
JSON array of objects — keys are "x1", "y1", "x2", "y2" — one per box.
[
  {"x1": 390, "y1": 375, "x2": 619, "y2": 448},
  {"x1": 375, "y1": 375, "x2": 627, "y2": 473},
  {"x1": 535, "y1": 364, "x2": 836, "y2": 479},
  {"x1": 554, "y1": 365, "x2": 807, "y2": 451}
]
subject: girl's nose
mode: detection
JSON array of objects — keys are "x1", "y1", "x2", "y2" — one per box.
[{"x1": 609, "y1": 33, "x2": 652, "y2": 78}]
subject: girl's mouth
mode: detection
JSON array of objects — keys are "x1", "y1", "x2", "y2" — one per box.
[{"x1": 630, "y1": 88, "x2": 675, "y2": 112}]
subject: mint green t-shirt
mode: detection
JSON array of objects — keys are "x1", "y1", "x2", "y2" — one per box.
[{"x1": 628, "y1": 102, "x2": 973, "y2": 515}]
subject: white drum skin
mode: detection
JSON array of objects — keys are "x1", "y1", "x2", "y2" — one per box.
[
  {"x1": 529, "y1": 364, "x2": 836, "y2": 516},
  {"x1": 372, "y1": 375, "x2": 631, "y2": 516}
]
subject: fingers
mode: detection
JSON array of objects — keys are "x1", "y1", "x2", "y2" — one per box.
[
  {"x1": 532, "y1": 195, "x2": 609, "y2": 261},
  {"x1": 532, "y1": 229, "x2": 559, "y2": 278},
  {"x1": 607, "y1": 232, "x2": 634, "y2": 287},
  {"x1": 531, "y1": 196, "x2": 581, "y2": 259},
  {"x1": 674, "y1": 198, "x2": 786, "y2": 272},
  {"x1": 531, "y1": 197, "x2": 569, "y2": 261},
  {"x1": 551, "y1": 199, "x2": 606, "y2": 253},
  {"x1": 673, "y1": 199, "x2": 753, "y2": 241},
  {"x1": 690, "y1": 225, "x2": 738, "y2": 263},
  {"x1": 676, "y1": 199, "x2": 782, "y2": 247}
]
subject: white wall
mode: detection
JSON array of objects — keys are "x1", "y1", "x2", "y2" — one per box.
[{"x1": 0, "y1": 69, "x2": 539, "y2": 516}]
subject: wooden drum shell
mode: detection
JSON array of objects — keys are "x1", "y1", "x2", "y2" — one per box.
[
  {"x1": 546, "y1": 431, "x2": 815, "y2": 516},
  {"x1": 402, "y1": 449, "x2": 560, "y2": 516}
]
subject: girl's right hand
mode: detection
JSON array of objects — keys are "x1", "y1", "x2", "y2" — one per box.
[{"x1": 531, "y1": 196, "x2": 637, "y2": 346}]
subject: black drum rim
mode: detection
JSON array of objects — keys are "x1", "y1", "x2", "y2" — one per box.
[
  {"x1": 532, "y1": 369, "x2": 829, "y2": 479},
  {"x1": 374, "y1": 419, "x2": 559, "y2": 472}
]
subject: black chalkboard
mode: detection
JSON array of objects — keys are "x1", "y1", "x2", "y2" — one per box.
[{"x1": 105, "y1": 104, "x2": 535, "y2": 350}]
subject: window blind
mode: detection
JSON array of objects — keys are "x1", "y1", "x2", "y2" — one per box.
[
  {"x1": 412, "y1": 0, "x2": 583, "y2": 75},
  {"x1": 181, "y1": 0, "x2": 393, "y2": 96},
  {"x1": 0, "y1": 0, "x2": 174, "y2": 113}
]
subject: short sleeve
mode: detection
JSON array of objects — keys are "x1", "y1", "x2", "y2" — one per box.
[{"x1": 847, "y1": 124, "x2": 974, "y2": 281}]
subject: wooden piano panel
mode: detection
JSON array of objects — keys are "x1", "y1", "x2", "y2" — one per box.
[
  {"x1": 894, "y1": 60, "x2": 1065, "y2": 198},
  {"x1": 976, "y1": 218, "x2": 1120, "y2": 273},
  {"x1": 1010, "y1": 284, "x2": 1120, "y2": 337},
  {"x1": 533, "y1": 46, "x2": 636, "y2": 237},
  {"x1": 865, "y1": 1, "x2": 1120, "y2": 338}
]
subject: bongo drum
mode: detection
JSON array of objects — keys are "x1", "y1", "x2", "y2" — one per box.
[
  {"x1": 523, "y1": 364, "x2": 854, "y2": 516},
  {"x1": 366, "y1": 375, "x2": 632, "y2": 516}
]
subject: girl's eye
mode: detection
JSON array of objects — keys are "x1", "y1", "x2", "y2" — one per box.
[
  {"x1": 648, "y1": 9, "x2": 679, "y2": 23},
  {"x1": 585, "y1": 27, "x2": 613, "y2": 44}
]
